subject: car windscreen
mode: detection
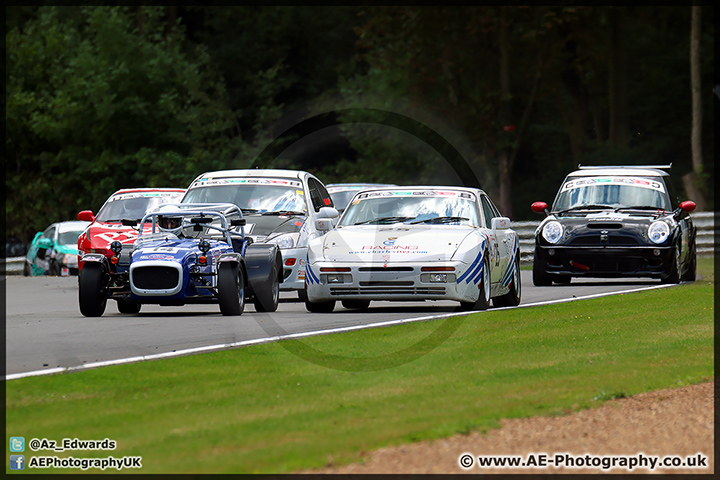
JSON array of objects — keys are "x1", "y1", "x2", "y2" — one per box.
[
  {"x1": 96, "y1": 193, "x2": 184, "y2": 222},
  {"x1": 553, "y1": 176, "x2": 671, "y2": 212},
  {"x1": 57, "y1": 230, "x2": 84, "y2": 245},
  {"x1": 339, "y1": 190, "x2": 479, "y2": 226},
  {"x1": 329, "y1": 190, "x2": 361, "y2": 212},
  {"x1": 182, "y1": 184, "x2": 308, "y2": 214}
]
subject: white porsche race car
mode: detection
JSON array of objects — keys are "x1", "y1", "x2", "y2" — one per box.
[{"x1": 305, "y1": 186, "x2": 521, "y2": 312}]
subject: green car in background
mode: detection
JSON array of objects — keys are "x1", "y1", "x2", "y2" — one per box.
[{"x1": 24, "y1": 220, "x2": 91, "y2": 276}]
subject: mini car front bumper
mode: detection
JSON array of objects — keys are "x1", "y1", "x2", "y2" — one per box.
[
  {"x1": 534, "y1": 245, "x2": 674, "y2": 278},
  {"x1": 306, "y1": 260, "x2": 482, "y2": 303}
]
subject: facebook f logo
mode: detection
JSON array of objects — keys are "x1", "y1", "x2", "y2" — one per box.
[{"x1": 10, "y1": 455, "x2": 25, "y2": 470}]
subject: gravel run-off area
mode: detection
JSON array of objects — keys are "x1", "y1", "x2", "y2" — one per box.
[{"x1": 303, "y1": 380, "x2": 714, "y2": 475}]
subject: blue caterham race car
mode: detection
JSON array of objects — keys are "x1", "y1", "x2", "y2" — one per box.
[{"x1": 78, "y1": 203, "x2": 282, "y2": 317}]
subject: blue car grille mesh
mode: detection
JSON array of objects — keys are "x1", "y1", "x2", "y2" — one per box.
[{"x1": 133, "y1": 266, "x2": 180, "y2": 290}]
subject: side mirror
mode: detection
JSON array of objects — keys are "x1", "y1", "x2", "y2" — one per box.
[
  {"x1": 531, "y1": 201, "x2": 549, "y2": 215},
  {"x1": 491, "y1": 216, "x2": 511, "y2": 231},
  {"x1": 318, "y1": 206, "x2": 339, "y2": 219},
  {"x1": 37, "y1": 237, "x2": 53, "y2": 249},
  {"x1": 679, "y1": 201, "x2": 696, "y2": 213},
  {"x1": 315, "y1": 219, "x2": 333, "y2": 232},
  {"x1": 78, "y1": 210, "x2": 95, "y2": 222}
]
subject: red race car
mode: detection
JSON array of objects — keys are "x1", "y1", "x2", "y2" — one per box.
[{"x1": 77, "y1": 188, "x2": 186, "y2": 271}]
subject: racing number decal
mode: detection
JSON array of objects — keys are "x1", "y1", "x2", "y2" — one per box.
[{"x1": 94, "y1": 231, "x2": 138, "y2": 243}]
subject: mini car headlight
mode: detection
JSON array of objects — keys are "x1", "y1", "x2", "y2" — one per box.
[
  {"x1": 541, "y1": 221, "x2": 563, "y2": 244},
  {"x1": 267, "y1": 233, "x2": 296, "y2": 249},
  {"x1": 648, "y1": 221, "x2": 670, "y2": 244}
]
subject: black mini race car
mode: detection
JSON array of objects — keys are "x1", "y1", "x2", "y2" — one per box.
[{"x1": 530, "y1": 165, "x2": 697, "y2": 285}]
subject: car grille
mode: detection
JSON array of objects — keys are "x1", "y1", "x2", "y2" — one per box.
[
  {"x1": 570, "y1": 258, "x2": 644, "y2": 273},
  {"x1": 568, "y1": 236, "x2": 640, "y2": 246},
  {"x1": 358, "y1": 267, "x2": 414, "y2": 272},
  {"x1": 132, "y1": 266, "x2": 180, "y2": 290},
  {"x1": 330, "y1": 286, "x2": 446, "y2": 296}
]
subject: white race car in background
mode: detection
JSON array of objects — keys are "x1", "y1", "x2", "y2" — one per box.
[
  {"x1": 181, "y1": 169, "x2": 339, "y2": 300},
  {"x1": 305, "y1": 186, "x2": 521, "y2": 312},
  {"x1": 326, "y1": 183, "x2": 396, "y2": 215}
]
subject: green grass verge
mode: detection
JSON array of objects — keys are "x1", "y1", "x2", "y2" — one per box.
[{"x1": 6, "y1": 258, "x2": 714, "y2": 474}]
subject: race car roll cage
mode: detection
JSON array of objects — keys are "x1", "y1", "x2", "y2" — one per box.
[{"x1": 81, "y1": 203, "x2": 249, "y2": 301}]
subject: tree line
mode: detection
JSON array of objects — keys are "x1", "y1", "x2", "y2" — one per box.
[{"x1": 5, "y1": 6, "x2": 714, "y2": 242}]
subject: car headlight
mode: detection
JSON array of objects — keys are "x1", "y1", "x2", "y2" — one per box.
[
  {"x1": 648, "y1": 221, "x2": 670, "y2": 244},
  {"x1": 267, "y1": 233, "x2": 296, "y2": 249},
  {"x1": 541, "y1": 221, "x2": 563, "y2": 244}
]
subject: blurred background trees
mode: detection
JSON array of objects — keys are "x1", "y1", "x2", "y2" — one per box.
[{"x1": 5, "y1": 6, "x2": 714, "y2": 242}]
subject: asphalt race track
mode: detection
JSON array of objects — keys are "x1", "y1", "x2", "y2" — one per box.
[{"x1": 4, "y1": 273, "x2": 673, "y2": 378}]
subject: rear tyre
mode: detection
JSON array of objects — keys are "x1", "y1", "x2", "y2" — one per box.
[
  {"x1": 218, "y1": 263, "x2": 245, "y2": 315},
  {"x1": 341, "y1": 299, "x2": 371, "y2": 310},
  {"x1": 460, "y1": 253, "x2": 491, "y2": 311},
  {"x1": 23, "y1": 262, "x2": 32, "y2": 276},
  {"x1": 116, "y1": 298, "x2": 141, "y2": 314},
  {"x1": 254, "y1": 263, "x2": 280, "y2": 312},
  {"x1": 493, "y1": 255, "x2": 521, "y2": 308},
  {"x1": 79, "y1": 263, "x2": 107, "y2": 317},
  {"x1": 305, "y1": 298, "x2": 336, "y2": 313}
]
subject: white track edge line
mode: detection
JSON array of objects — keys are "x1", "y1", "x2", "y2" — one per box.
[{"x1": 4, "y1": 283, "x2": 674, "y2": 381}]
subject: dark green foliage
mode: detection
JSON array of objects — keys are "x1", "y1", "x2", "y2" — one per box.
[{"x1": 5, "y1": 6, "x2": 714, "y2": 241}]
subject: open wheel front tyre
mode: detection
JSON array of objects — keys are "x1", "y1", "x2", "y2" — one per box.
[
  {"x1": 218, "y1": 263, "x2": 245, "y2": 316},
  {"x1": 254, "y1": 263, "x2": 280, "y2": 312}
]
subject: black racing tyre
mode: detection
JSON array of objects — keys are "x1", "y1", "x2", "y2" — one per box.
[
  {"x1": 554, "y1": 275, "x2": 571, "y2": 284},
  {"x1": 23, "y1": 261, "x2": 32, "y2": 276},
  {"x1": 460, "y1": 253, "x2": 491, "y2": 311},
  {"x1": 79, "y1": 263, "x2": 107, "y2": 317},
  {"x1": 116, "y1": 298, "x2": 142, "y2": 314},
  {"x1": 305, "y1": 298, "x2": 336, "y2": 313},
  {"x1": 298, "y1": 289, "x2": 308, "y2": 302},
  {"x1": 218, "y1": 263, "x2": 246, "y2": 316},
  {"x1": 532, "y1": 252, "x2": 553, "y2": 286},
  {"x1": 493, "y1": 255, "x2": 521, "y2": 308},
  {"x1": 341, "y1": 299, "x2": 371, "y2": 310},
  {"x1": 682, "y1": 244, "x2": 697, "y2": 282},
  {"x1": 254, "y1": 262, "x2": 280, "y2": 312},
  {"x1": 532, "y1": 266, "x2": 553, "y2": 286},
  {"x1": 662, "y1": 243, "x2": 682, "y2": 284}
]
